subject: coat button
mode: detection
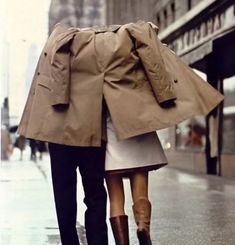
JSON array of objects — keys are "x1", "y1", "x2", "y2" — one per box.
[
  {"x1": 44, "y1": 52, "x2": 47, "y2": 56},
  {"x1": 174, "y1": 79, "x2": 178, "y2": 83},
  {"x1": 37, "y1": 72, "x2": 40, "y2": 75}
]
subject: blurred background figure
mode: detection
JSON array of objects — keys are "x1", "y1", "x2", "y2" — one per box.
[
  {"x1": 28, "y1": 139, "x2": 47, "y2": 161},
  {"x1": 29, "y1": 139, "x2": 37, "y2": 161},
  {"x1": 37, "y1": 140, "x2": 47, "y2": 160},
  {"x1": 14, "y1": 134, "x2": 27, "y2": 160},
  {"x1": 185, "y1": 124, "x2": 206, "y2": 148},
  {"x1": 1, "y1": 124, "x2": 13, "y2": 160}
]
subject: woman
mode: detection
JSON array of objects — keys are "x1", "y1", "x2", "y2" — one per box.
[{"x1": 105, "y1": 115, "x2": 167, "y2": 245}]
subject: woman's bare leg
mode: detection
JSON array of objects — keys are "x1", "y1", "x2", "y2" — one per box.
[
  {"x1": 130, "y1": 171, "x2": 152, "y2": 245},
  {"x1": 106, "y1": 174, "x2": 130, "y2": 244},
  {"x1": 130, "y1": 171, "x2": 148, "y2": 202},
  {"x1": 105, "y1": 174, "x2": 125, "y2": 217}
]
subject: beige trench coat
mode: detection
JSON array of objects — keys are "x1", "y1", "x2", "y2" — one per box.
[{"x1": 18, "y1": 21, "x2": 223, "y2": 147}]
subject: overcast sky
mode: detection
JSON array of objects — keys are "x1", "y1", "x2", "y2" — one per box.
[
  {"x1": 0, "y1": 0, "x2": 50, "y2": 123},
  {"x1": 1, "y1": 0, "x2": 50, "y2": 42}
]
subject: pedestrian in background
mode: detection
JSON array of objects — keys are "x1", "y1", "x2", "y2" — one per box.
[
  {"x1": 14, "y1": 135, "x2": 27, "y2": 160},
  {"x1": 1, "y1": 124, "x2": 13, "y2": 161},
  {"x1": 37, "y1": 140, "x2": 47, "y2": 160},
  {"x1": 29, "y1": 139, "x2": 37, "y2": 161}
]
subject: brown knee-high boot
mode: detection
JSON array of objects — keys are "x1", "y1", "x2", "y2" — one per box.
[
  {"x1": 110, "y1": 215, "x2": 130, "y2": 245},
  {"x1": 132, "y1": 198, "x2": 152, "y2": 245}
]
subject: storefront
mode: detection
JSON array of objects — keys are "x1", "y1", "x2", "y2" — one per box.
[{"x1": 158, "y1": 0, "x2": 235, "y2": 177}]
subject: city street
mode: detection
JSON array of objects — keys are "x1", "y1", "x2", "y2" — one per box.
[
  {"x1": 1, "y1": 1, "x2": 235, "y2": 245},
  {"x1": 1, "y1": 147, "x2": 235, "y2": 245}
]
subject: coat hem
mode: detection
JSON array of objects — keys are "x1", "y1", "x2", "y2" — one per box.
[
  {"x1": 19, "y1": 133, "x2": 102, "y2": 147},
  {"x1": 105, "y1": 163, "x2": 167, "y2": 177}
]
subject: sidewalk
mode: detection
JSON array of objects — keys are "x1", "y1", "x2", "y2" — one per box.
[
  {"x1": 0, "y1": 148, "x2": 65, "y2": 245},
  {"x1": 1, "y1": 147, "x2": 235, "y2": 245}
]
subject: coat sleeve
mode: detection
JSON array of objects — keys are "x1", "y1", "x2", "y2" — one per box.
[
  {"x1": 49, "y1": 27, "x2": 77, "y2": 106},
  {"x1": 127, "y1": 21, "x2": 176, "y2": 104}
]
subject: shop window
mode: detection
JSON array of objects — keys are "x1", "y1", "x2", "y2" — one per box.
[
  {"x1": 157, "y1": 128, "x2": 171, "y2": 150},
  {"x1": 163, "y1": 9, "x2": 168, "y2": 28},
  {"x1": 187, "y1": 0, "x2": 192, "y2": 10},
  {"x1": 222, "y1": 76, "x2": 235, "y2": 153},
  {"x1": 175, "y1": 69, "x2": 206, "y2": 151},
  {"x1": 171, "y1": 2, "x2": 175, "y2": 22},
  {"x1": 175, "y1": 116, "x2": 206, "y2": 151},
  {"x1": 156, "y1": 13, "x2": 161, "y2": 28}
]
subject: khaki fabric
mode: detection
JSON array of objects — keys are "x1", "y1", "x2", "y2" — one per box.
[{"x1": 18, "y1": 21, "x2": 223, "y2": 147}]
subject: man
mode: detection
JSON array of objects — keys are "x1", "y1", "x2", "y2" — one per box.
[
  {"x1": 48, "y1": 142, "x2": 108, "y2": 245},
  {"x1": 17, "y1": 24, "x2": 108, "y2": 245}
]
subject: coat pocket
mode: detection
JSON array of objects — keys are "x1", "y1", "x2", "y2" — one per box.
[{"x1": 37, "y1": 75, "x2": 52, "y2": 90}]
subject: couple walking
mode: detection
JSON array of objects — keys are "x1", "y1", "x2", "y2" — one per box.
[{"x1": 17, "y1": 21, "x2": 223, "y2": 244}]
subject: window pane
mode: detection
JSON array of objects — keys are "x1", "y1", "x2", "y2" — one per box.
[
  {"x1": 223, "y1": 76, "x2": 235, "y2": 153},
  {"x1": 176, "y1": 116, "x2": 206, "y2": 151},
  {"x1": 157, "y1": 128, "x2": 171, "y2": 150}
]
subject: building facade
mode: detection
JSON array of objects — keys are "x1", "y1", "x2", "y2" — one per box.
[
  {"x1": 106, "y1": 0, "x2": 235, "y2": 177},
  {"x1": 106, "y1": 0, "x2": 155, "y2": 24},
  {"x1": 49, "y1": 0, "x2": 106, "y2": 33}
]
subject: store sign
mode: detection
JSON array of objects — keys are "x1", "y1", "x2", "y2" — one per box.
[{"x1": 170, "y1": 4, "x2": 235, "y2": 56}]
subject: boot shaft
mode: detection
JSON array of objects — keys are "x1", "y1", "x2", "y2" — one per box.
[
  {"x1": 132, "y1": 198, "x2": 152, "y2": 245},
  {"x1": 110, "y1": 215, "x2": 130, "y2": 245},
  {"x1": 132, "y1": 197, "x2": 151, "y2": 231}
]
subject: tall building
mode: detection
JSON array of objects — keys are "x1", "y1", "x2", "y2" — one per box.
[
  {"x1": 106, "y1": 0, "x2": 235, "y2": 177},
  {"x1": 49, "y1": 0, "x2": 106, "y2": 33},
  {"x1": 49, "y1": 0, "x2": 83, "y2": 33},
  {"x1": 0, "y1": 35, "x2": 10, "y2": 127},
  {"x1": 106, "y1": 0, "x2": 155, "y2": 24}
]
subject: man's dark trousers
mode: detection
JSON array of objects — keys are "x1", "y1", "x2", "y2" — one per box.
[{"x1": 48, "y1": 143, "x2": 108, "y2": 245}]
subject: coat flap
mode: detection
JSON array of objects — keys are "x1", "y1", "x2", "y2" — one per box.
[
  {"x1": 37, "y1": 74, "x2": 51, "y2": 90},
  {"x1": 51, "y1": 29, "x2": 78, "y2": 64},
  {"x1": 147, "y1": 21, "x2": 159, "y2": 34}
]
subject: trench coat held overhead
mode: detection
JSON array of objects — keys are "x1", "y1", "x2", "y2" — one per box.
[{"x1": 18, "y1": 21, "x2": 224, "y2": 147}]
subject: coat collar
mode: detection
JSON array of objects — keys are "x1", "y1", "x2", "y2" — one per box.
[{"x1": 81, "y1": 25, "x2": 121, "y2": 33}]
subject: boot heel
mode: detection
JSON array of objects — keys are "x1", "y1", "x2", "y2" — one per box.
[{"x1": 137, "y1": 229, "x2": 152, "y2": 245}]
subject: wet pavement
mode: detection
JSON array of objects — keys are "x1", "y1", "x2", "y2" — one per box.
[{"x1": 1, "y1": 147, "x2": 235, "y2": 245}]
